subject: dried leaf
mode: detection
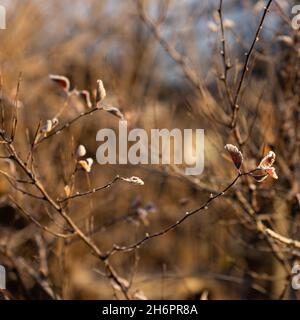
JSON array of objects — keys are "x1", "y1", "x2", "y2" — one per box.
[
  {"x1": 258, "y1": 151, "x2": 276, "y2": 169},
  {"x1": 251, "y1": 151, "x2": 278, "y2": 182}
]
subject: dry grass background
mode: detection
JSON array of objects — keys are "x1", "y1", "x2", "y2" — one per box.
[{"x1": 0, "y1": 0, "x2": 299, "y2": 300}]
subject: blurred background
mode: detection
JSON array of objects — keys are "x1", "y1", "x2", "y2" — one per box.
[{"x1": 0, "y1": 0, "x2": 299, "y2": 299}]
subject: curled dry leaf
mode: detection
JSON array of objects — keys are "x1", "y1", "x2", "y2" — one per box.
[
  {"x1": 78, "y1": 90, "x2": 93, "y2": 108},
  {"x1": 258, "y1": 151, "x2": 276, "y2": 169},
  {"x1": 96, "y1": 80, "x2": 106, "y2": 104},
  {"x1": 49, "y1": 74, "x2": 71, "y2": 93},
  {"x1": 224, "y1": 144, "x2": 243, "y2": 170},
  {"x1": 251, "y1": 151, "x2": 278, "y2": 182}
]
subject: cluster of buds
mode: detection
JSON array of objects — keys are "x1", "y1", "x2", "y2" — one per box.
[
  {"x1": 224, "y1": 144, "x2": 278, "y2": 182},
  {"x1": 76, "y1": 144, "x2": 93, "y2": 173},
  {"x1": 49, "y1": 74, "x2": 124, "y2": 119}
]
